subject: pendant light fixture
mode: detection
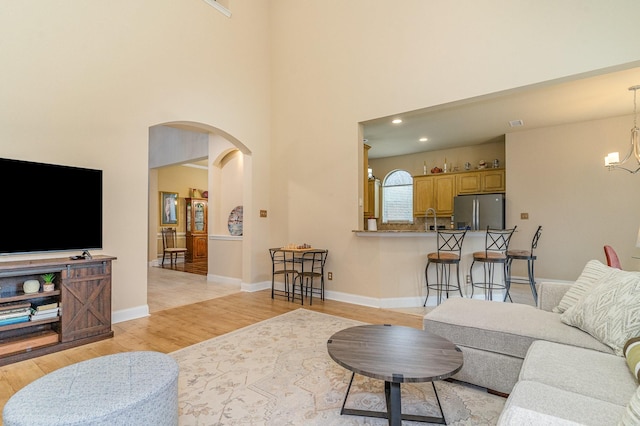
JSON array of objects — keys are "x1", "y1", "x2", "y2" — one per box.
[{"x1": 604, "y1": 85, "x2": 640, "y2": 174}]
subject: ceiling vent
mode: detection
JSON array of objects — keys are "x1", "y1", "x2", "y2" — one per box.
[{"x1": 509, "y1": 119, "x2": 524, "y2": 128}]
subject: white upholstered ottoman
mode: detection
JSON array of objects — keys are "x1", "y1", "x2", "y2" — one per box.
[{"x1": 3, "y1": 351, "x2": 179, "y2": 426}]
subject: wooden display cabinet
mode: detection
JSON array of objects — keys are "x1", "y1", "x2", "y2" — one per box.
[
  {"x1": 185, "y1": 197, "x2": 208, "y2": 262},
  {"x1": 0, "y1": 255, "x2": 115, "y2": 365}
]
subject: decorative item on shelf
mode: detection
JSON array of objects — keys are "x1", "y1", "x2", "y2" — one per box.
[
  {"x1": 464, "y1": 162, "x2": 471, "y2": 170},
  {"x1": 604, "y1": 85, "x2": 640, "y2": 174},
  {"x1": 431, "y1": 166, "x2": 443, "y2": 174},
  {"x1": 23, "y1": 279, "x2": 40, "y2": 294},
  {"x1": 493, "y1": 159, "x2": 500, "y2": 168},
  {"x1": 227, "y1": 205, "x2": 243, "y2": 236},
  {"x1": 478, "y1": 160, "x2": 486, "y2": 169},
  {"x1": 41, "y1": 273, "x2": 55, "y2": 292},
  {"x1": 201, "y1": 190, "x2": 208, "y2": 198},
  {"x1": 443, "y1": 158, "x2": 448, "y2": 173},
  {"x1": 423, "y1": 161, "x2": 427, "y2": 175}
]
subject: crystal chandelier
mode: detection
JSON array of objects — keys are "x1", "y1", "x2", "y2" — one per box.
[{"x1": 604, "y1": 85, "x2": 640, "y2": 174}]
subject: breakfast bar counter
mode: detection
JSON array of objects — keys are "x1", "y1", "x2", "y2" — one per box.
[{"x1": 349, "y1": 229, "x2": 509, "y2": 306}]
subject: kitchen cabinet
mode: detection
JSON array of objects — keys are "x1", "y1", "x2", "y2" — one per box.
[
  {"x1": 456, "y1": 169, "x2": 505, "y2": 194},
  {"x1": 363, "y1": 144, "x2": 371, "y2": 219},
  {"x1": 364, "y1": 179, "x2": 380, "y2": 218},
  {"x1": 413, "y1": 174, "x2": 455, "y2": 217},
  {"x1": 186, "y1": 197, "x2": 208, "y2": 262}
]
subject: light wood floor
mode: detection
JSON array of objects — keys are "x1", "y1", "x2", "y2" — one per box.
[
  {"x1": 0, "y1": 268, "x2": 426, "y2": 417},
  {"x1": 0, "y1": 267, "x2": 535, "y2": 417}
]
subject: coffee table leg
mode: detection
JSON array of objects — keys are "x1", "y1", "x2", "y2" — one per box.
[
  {"x1": 340, "y1": 372, "x2": 356, "y2": 415},
  {"x1": 340, "y1": 375, "x2": 446, "y2": 425},
  {"x1": 385, "y1": 381, "x2": 401, "y2": 426}
]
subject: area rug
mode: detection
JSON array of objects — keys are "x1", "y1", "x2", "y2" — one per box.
[{"x1": 170, "y1": 309, "x2": 505, "y2": 425}]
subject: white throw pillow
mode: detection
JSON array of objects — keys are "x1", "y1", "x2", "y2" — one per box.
[
  {"x1": 561, "y1": 268, "x2": 640, "y2": 356},
  {"x1": 553, "y1": 259, "x2": 612, "y2": 313}
]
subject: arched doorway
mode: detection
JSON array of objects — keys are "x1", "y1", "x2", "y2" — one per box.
[{"x1": 148, "y1": 121, "x2": 251, "y2": 311}]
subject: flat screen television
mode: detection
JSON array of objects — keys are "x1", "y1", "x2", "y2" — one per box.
[{"x1": 0, "y1": 157, "x2": 103, "y2": 255}]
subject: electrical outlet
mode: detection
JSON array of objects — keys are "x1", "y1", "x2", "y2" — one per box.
[
  {"x1": 259, "y1": 210, "x2": 267, "y2": 217},
  {"x1": 520, "y1": 212, "x2": 529, "y2": 220},
  {"x1": 328, "y1": 272, "x2": 333, "y2": 280},
  {"x1": 466, "y1": 274, "x2": 471, "y2": 284}
]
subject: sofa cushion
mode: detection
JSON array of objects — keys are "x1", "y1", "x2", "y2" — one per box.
[
  {"x1": 561, "y1": 268, "x2": 640, "y2": 356},
  {"x1": 552, "y1": 259, "x2": 611, "y2": 313},
  {"x1": 423, "y1": 298, "x2": 613, "y2": 360},
  {"x1": 619, "y1": 385, "x2": 640, "y2": 426},
  {"x1": 498, "y1": 405, "x2": 586, "y2": 426},
  {"x1": 501, "y1": 380, "x2": 626, "y2": 426},
  {"x1": 520, "y1": 341, "x2": 637, "y2": 406},
  {"x1": 625, "y1": 337, "x2": 640, "y2": 382}
]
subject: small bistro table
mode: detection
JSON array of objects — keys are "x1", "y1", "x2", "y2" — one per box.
[
  {"x1": 269, "y1": 247, "x2": 328, "y2": 305},
  {"x1": 327, "y1": 324, "x2": 463, "y2": 425}
]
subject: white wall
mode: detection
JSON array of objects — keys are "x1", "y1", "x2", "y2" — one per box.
[
  {"x1": 507, "y1": 116, "x2": 640, "y2": 280},
  {"x1": 269, "y1": 1, "x2": 640, "y2": 300},
  {"x1": 0, "y1": 1, "x2": 271, "y2": 315},
  {"x1": 3, "y1": 1, "x2": 640, "y2": 316}
]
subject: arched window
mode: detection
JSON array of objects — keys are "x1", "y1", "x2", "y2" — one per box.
[{"x1": 382, "y1": 170, "x2": 413, "y2": 223}]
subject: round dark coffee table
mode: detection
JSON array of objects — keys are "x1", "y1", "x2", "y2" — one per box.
[{"x1": 327, "y1": 324, "x2": 463, "y2": 425}]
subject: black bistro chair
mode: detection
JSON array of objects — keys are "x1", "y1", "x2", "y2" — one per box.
[
  {"x1": 269, "y1": 248, "x2": 300, "y2": 302},
  {"x1": 294, "y1": 249, "x2": 328, "y2": 305}
]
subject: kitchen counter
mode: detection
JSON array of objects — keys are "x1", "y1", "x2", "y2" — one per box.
[
  {"x1": 353, "y1": 230, "x2": 488, "y2": 236},
  {"x1": 349, "y1": 228, "x2": 506, "y2": 307}
]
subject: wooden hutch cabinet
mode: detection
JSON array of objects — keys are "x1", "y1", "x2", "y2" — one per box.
[{"x1": 185, "y1": 197, "x2": 208, "y2": 262}]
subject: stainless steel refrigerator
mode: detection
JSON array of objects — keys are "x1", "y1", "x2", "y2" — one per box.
[{"x1": 453, "y1": 193, "x2": 505, "y2": 230}]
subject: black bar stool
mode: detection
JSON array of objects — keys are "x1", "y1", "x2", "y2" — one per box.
[
  {"x1": 424, "y1": 229, "x2": 467, "y2": 306},
  {"x1": 470, "y1": 226, "x2": 517, "y2": 302},
  {"x1": 507, "y1": 225, "x2": 542, "y2": 304}
]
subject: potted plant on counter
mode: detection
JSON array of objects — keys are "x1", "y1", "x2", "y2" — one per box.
[{"x1": 41, "y1": 273, "x2": 55, "y2": 292}]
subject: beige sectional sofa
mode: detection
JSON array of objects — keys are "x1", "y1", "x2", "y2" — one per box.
[{"x1": 422, "y1": 260, "x2": 640, "y2": 425}]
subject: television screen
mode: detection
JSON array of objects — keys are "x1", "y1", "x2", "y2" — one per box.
[{"x1": 0, "y1": 158, "x2": 103, "y2": 255}]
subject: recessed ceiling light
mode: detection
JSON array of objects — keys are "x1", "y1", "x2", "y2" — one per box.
[
  {"x1": 419, "y1": 137, "x2": 428, "y2": 142},
  {"x1": 509, "y1": 119, "x2": 524, "y2": 127},
  {"x1": 392, "y1": 119, "x2": 402, "y2": 124}
]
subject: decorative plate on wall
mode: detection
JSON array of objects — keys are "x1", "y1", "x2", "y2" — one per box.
[{"x1": 228, "y1": 205, "x2": 243, "y2": 236}]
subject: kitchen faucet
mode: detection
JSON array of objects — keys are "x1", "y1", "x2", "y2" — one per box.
[{"x1": 425, "y1": 208, "x2": 436, "y2": 231}]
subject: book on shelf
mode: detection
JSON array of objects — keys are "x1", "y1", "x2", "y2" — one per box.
[
  {"x1": 0, "y1": 306, "x2": 33, "y2": 316},
  {"x1": 0, "y1": 316, "x2": 30, "y2": 326},
  {"x1": 32, "y1": 302, "x2": 59, "y2": 312},
  {"x1": 30, "y1": 307, "x2": 59, "y2": 316},
  {"x1": 0, "y1": 308, "x2": 32, "y2": 321},
  {"x1": 29, "y1": 310, "x2": 59, "y2": 321},
  {"x1": 0, "y1": 301, "x2": 32, "y2": 312}
]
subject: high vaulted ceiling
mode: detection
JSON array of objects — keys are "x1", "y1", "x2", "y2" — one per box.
[{"x1": 363, "y1": 65, "x2": 640, "y2": 159}]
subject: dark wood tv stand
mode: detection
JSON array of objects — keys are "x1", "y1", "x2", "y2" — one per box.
[{"x1": 0, "y1": 255, "x2": 115, "y2": 365}]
